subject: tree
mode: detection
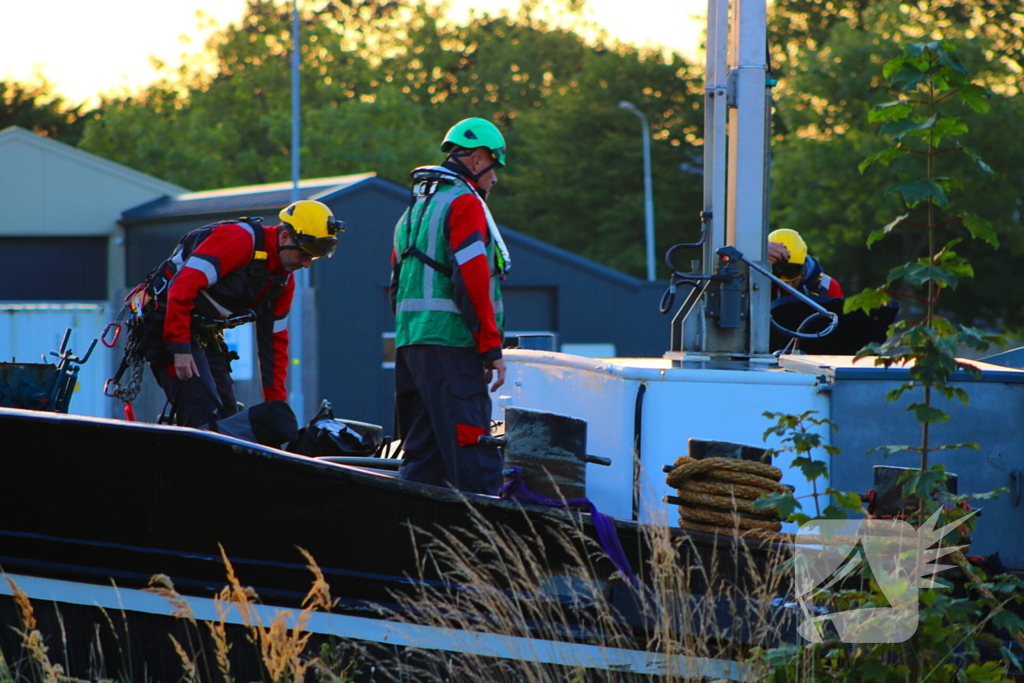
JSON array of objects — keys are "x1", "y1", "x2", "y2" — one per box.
[
  {"x1": 768, "y1": 1, "x2": 1024, "y2": 325},
  {"x1": 79, "y1": 0, "x2": 705, "y2": 279},
  {"x1": 0, "y1": 79, "x2": 94, "y2": 145}
]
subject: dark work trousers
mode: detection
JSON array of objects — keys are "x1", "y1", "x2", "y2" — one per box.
[
  {"x1": 395, "y1": 344, "x2": 503, "y2": 495},
  {"x1": 151, "y1": 345, "x2": 238, "y2": 428}
]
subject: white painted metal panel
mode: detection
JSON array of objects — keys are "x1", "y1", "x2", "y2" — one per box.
[
  {"x1": 0, "y1": 304, "x2": 114, "y2": 418},
  {"x1": 496, "y1": 350, "x2": 831, "y2": 526}
]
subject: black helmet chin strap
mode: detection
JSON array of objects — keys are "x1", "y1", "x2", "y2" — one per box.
[
  {"x1": 442, "y1": 157, "x2": 494, "y2": 200},
  {"x1": 445, "y1": 152, "x2": 498, "y2": 185},
  {"x1": 277, "y1": 225, "x2": 292, "y2": 250},
  {"x1": 277, "y1": 225, "x2": 303, "y2": 254}
]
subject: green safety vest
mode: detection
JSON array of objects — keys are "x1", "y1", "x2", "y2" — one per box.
[{"x1": 393, "y1": 171, "x2": 504, "y2": 349}]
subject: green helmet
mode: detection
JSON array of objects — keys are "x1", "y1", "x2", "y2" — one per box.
[{"x1": 441, "y1": 118, "x2": 507, "y2": 168}]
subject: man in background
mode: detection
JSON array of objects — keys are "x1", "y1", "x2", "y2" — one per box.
[{"x1": 768, "y1": 228, "x2": 843, "y2": 298}]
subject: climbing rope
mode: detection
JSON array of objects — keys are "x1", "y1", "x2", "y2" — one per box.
[{"x1": 666, "y1": 456, "x2": 792, "y2": 542}]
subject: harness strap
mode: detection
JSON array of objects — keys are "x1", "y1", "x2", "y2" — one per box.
[{"x1": 400, "y1": 246, "x2": 454, "y2": 278}]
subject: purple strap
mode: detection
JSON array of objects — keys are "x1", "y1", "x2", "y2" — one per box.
[{"x1": 498, "y1": 466, "x2": 639, "y2": 586}]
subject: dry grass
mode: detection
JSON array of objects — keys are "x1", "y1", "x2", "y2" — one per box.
[
  {"x1": 361, "y1": 494, "x2": 794, "y2": 683},
  {"x1": 4, "y1": 576, "x2": 67, "y2": 683},
  {"x1": 1, "y1": 547, "x2": 346, "y2": 683},
  {"x1": 3, "y1": 501, "x2": 797, "y2": 683}
]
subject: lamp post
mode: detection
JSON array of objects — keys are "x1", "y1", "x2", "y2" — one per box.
[
  {"x1": 619, "y1": 100, "x2": 656, "y2": 282},
  {"x1": 289, "y1": 0, "x2": 307, "y2": 421}
]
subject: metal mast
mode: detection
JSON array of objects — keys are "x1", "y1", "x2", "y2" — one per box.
[{"x1": 678, "y1": 0, "x2": 774, "y2": 357}]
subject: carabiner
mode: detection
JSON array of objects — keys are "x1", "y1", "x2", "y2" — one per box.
[
  {"x1": 101, "y1": 322, "x2": 122, "y2": 348},
  {"x1": 103, "y1": 378, "x2": 121, "y2": 398}
]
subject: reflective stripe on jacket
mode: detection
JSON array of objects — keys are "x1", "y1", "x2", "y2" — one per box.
[{"x1": 150, "y1": 220, "x2": 293, "y2": 400}]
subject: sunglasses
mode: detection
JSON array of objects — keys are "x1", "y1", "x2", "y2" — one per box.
[{"x1": 772, "y1": 262, "x2": 805, "y2": 282}]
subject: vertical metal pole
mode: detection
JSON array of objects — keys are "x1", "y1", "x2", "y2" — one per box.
[
  {"x1": 725, "y1": 0, "x2": 771, "y2": 355},
  {"x1": 619, "y1": 101, "x2": 657, "y2": 282},
  {"x1": 704, "y1": 0, "x2": 729, "y2": 268},
  {"x1": 641, "y1": 117, "x2": 655, "y2": 282},
  {"x1": 291, "y1": 0, "x2": 300, "y2": 205},
  {"x1": 288, "y1": 0, "x2": 307, "y2": 421},
  {"x1": 683, "y1": 0, "x2": 730, "y2": 353}
]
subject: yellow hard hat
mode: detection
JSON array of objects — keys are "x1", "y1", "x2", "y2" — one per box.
[
  {"x1": 279, "y1": 200, "x2": 345, "y2": 258},
  {"x1": 768, "y1": 228, "x2": 807, "y2": 265}
]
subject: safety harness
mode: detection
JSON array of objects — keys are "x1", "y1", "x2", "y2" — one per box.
[
  {"x1": 104, "y1": 218, "x2": 281, "y2": 420},
  {"x1": 395, "y1": 165, "x2": 511, "y2": 279}
]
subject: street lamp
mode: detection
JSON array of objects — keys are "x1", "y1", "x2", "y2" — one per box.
[{"x1": 619, "y1": 100, "x2": 656, "y2": 282}]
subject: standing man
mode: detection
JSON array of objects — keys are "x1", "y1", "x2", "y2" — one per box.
[
  {"x1": 391, "y1": 117, "x2": 511, "y2": 494},
  {"x1": 142, "y1": 199, "x2": 344, "y2": 427}
]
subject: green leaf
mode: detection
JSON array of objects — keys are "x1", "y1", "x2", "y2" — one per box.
[
  {"x1": 827, "y1": 488, "x2": 864, "y2": 512},
  {"x1": 889, "y1": 65, "x2": 928, "y2": 91},
  {"x1": 886, "y1": 179, "x2": 948, "y2": 208},
  {"x1": 959, "y1": 325, "x2": 1005, "y2": 350},
  {"x1": 789, "y1": 512, "x2": 812, "y2": 527},
  {"x1": 908, "y1": 402, "x2": 950, "y2": 424},
  {"x1": 791, "y1": 432, "x2": 824, "y2": 452},
  {"x1": 888, "y1": 262, "x2": 958, "y2": 288},
  {"x1": 906, "y1": 41, "x2": 940, "y2": 57},
  {"x1": 934, "y1": 117, "x2": 968, "y2": 135},
  {"x1": 933, "y1": 251, "x2": 974, "y2": 279},
  {"x1": 1000, "y1": 646, "x2": 1023, "y2": 675},
  {"x1": 958, "y1": 84, "x2": 991, "y2": 113},
  {"x1": 866, "y1": 213, "x2": 909, "y2": 247},
  {"x1": 753, "y1": 492, "x2": 800, "y2": 519},
  {"x1": 844, "y1": 288, "x2": 892, "y2": 315},
  {"x1": 937, "y1": 48, "x2": 969, "y2": 77},
  {"x1": 960, "y1": 145, "x2": 994, "y2": 174},
  {"x1": 963, "y1": 214, "x2": 999, "y2": 247},
  {"x1": 868, "y1": 101, "x2": 912, "y2": 123},
  {"x1": 935, "y1": 176, "x2": 964, "y2": 193},
  {"x1": 991, "y1": 610, "x2": 1024, "y2": 634},
  {"x1": 869, "y1": 444, "x2": 915, "y2": 457},
  {"x1": 901, "y1": 466, "x2": 950, "y2": 499},
  {"x1": 932, "y1": 442, "x2": 979, "y2": 452},
  {"x1": 859, "y1": 148, "x2": 905, "y2": 174},
  {"x1": 964, "y1": 661, "x2": 1009, "y2": 683},
  {"x1": 882, "y1": 56, "x2": 908, "y2": 80},
  {"x1": 879, "y1": 114, "x2": 937, "y2": 141},
  {"x1": 792, "y1": 456, "x2": 829, "y2": 481},
  {"x1": 930, "y1": 117, "x2": 968, "y2": 147}
]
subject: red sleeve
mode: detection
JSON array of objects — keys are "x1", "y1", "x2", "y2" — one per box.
[
  {"x1": 448, "y1": 193, "x2": 502, "y2": 357},
  {"x1": 163, "y1": 223, "x2": 256, "y2": 354},
  {"x1": 260, "y1": 275, "x2": 294, "y2": 402}
]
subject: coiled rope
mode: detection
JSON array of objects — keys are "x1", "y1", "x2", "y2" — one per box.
[{"x1": 666, "y1": 456, "x2": 791, "y2": 541}]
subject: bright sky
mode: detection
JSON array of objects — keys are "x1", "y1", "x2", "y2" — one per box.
[{"x1": 3, "y1": 0, "x2": 706, "y2": 106}]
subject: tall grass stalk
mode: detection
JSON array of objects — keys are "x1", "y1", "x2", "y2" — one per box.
[
  {"x1": 2, "y1": 547, "x2": 349, "y2": 683},
  {"x1": 363, "y1": 494, "x2": 794, "y2": 683}
]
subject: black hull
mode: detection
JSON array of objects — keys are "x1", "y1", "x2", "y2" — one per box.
[{"x1": 0, "y1": 407, "x2": 789, "y2": 680}]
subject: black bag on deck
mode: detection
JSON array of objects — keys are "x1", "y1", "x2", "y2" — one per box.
[
  {"x1": 288, "y1": 400, "x2": 383, "y2": 457},
  {"x1": 205, "y1": 400, "x2": 299, "y2": 449}
]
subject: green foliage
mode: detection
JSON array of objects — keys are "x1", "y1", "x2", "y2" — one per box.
[
  {"x1": 1, "y1": 79, "x2": 95, "y2": 145},
  {"x1": 755, "y1": 410, "x2": 1024, "y2": 683},
  {"x1": 760, "y1": 411, "x2": 857, "y2": 520},
  {"x1": 845, "y1": 40, "x2": 1007, "y2": 473},
  {"x1": 69, "y1": 0, "x2": 704, "y2": 279},
  {"x1": 759, "y1": 36, "x2": 1022, "y2": 681},
  {"x1": 768, "y1": 0, "x2": 1023, "y2": 325}
]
